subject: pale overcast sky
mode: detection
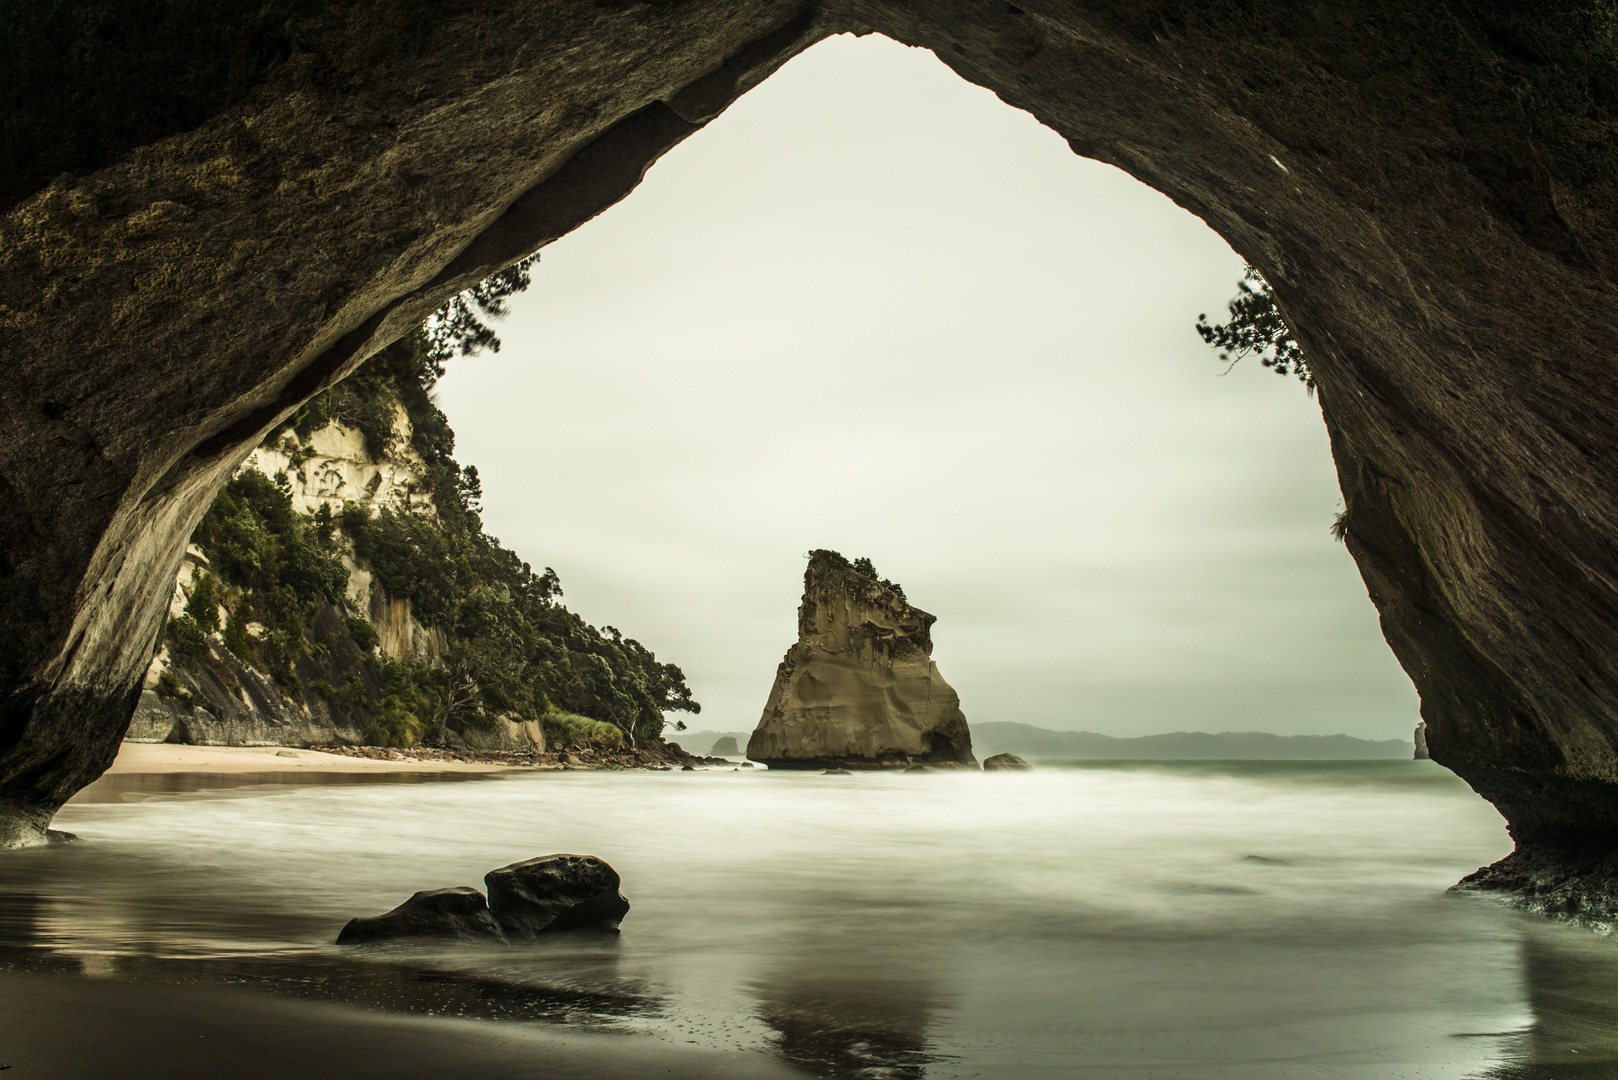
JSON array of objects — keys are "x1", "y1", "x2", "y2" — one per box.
[{"x1": 434, "y1": 34, "x2": 1420, "y2": 741}]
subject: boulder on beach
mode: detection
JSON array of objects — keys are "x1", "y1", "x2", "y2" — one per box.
[
  {"x1": 336, "y1": 886, "x2": 507, "y2": 944},
  {"x1": 983, "y1": 753, "x2": 1033, "y2": 772},
  {"x1": 485, "y1": 854, "x2": 630, "y2": 937},
  {"x1": 747, "y1": 550, "x2": 976, "y2": 771}
]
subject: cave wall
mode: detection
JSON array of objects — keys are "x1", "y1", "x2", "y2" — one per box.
[{"x1": 4, "y1": 0, "x2": 1618, "y2": 852}]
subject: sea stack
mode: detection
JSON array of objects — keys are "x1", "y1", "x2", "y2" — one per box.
[{"x1": 747, "y1": 551, "x2": 976, "y2": 770}]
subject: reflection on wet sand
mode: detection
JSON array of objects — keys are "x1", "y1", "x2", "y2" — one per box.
[
  {"x1": 751, "y1": 954, "x2": 945, "y2": 1079},
  {"x1": 0, "y1": 849, "x2": 661, "y2": 1027},
  {"x1": 70, "y1": 768, "x2": 492, "y2": 804},
  {"x1": 1478, "y1": 925, "x2": 1618, "y2": 1079}
]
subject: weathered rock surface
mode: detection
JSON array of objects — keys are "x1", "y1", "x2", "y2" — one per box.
[
  {"x1": 748, "y1": 552, "x2": 975, "y2": 770},
  {"x1": 484, "y1": 855, "x2": 630, "y2": 937},
  {"x1": 336, "y1": 886, "x2": 507, "y2": 944},
  {"x1": 1454, "y1": 847, "x2": 1618, "y2": 929},
  {"x1": 983, "y1": 753, "x2": 1033, "y2": 773},
  {"x1": 4, "y1": 3, "x2": 1618, "y2": 905},
  {"x1": 460, "y1": 717, "x2": 546, "y2": 755}
]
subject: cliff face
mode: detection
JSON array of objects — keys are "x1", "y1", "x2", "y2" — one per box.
[
  {"x1": 128, "y1": 400, "x2": 539, "y2": 752},
  {"x1": 748, "y1": 553, "x2": 974, "y2": 769}
]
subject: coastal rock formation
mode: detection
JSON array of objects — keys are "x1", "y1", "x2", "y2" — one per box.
[
  {"x1": 1453, "y1": 848, "x2": 1618, "y2": 927},
  {"x1": 1414, "y1": 723, "x2": 1430, "y2": 762},
  {"x1": 336, "y1": 886, "x2": 508, "y2": 944},
  {"x1": 484, "y1": 855, "x2": 630, "y2": 937},
  {"x1": 983, "y1": 754, "x2": 1032, "y2": 772},
  {"x1": 748, "y1": 552, "x2": 974, "y2": 770},
  {"x1": 337, "y1": 855, "x2": 629, "y2": 944},
  {"x1": 6, "y1": 3, "x2": 1618, "y2": 906}
]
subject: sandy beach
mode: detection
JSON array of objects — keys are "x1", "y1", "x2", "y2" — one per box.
[{"x1": 101, "y1": 742, "x2": 520, "y2": 777}]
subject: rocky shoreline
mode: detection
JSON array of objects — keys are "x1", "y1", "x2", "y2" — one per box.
[
  {"x1": 1453, "y1": 846, "x2": 1618, "y2": 930},
  {"x1": 320, "y1": 737, "x2": 734, "y2": 771}
]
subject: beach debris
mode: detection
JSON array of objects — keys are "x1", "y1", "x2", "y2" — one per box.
[
  {"x1": 336, "y1": 886, "x2": 507, "y2": 944},
  {"x1": 982, "y1": 753, "x2": 1033, "y2": 772}
]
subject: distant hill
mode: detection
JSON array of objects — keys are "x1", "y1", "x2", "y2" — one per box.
[{"x1": 970, "y1": 722, "x2": 1412, "y2": 761}]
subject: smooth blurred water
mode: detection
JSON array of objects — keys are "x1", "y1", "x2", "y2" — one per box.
[{"x1": 3, "y1": 760, "x2": 1617, "y2": 1078}]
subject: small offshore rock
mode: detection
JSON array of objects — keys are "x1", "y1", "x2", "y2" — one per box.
[
  {"x1": 485, "y1": 854, "x2": 629, "y2": 938},
  {"x1": 337, "y1": 886, "x2": 507, "y2": 944},
  {"x1": 823, "y1": 768, "x2": 852, "y2": 775},
  {"x1": 983, "y1": 753, "x2": 1033, "y2": 772},
  {"x1": 681, "y1": 764, "x2": 695, "y2": 771}
]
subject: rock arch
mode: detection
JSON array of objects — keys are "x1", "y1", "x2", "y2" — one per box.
[{"x1": 4, "y1": 2, "x2": 1618, "y2": 879}]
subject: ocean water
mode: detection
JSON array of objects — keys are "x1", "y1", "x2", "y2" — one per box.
[{"x1": 3, "y1": 759, "x2": 1617, "y2": 1078}]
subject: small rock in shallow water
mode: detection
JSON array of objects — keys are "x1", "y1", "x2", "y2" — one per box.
[
  {"x1": 485, "y1": 855, "x2": 629, "y2": 938},
  {"x1": 822, "y1": 768, "x2": 852, "y2": 775},
  {"x1": 983, "y1": 753, "x2": 1033, "y2": 772},
  {"x1": 337, "y1": 886, "x2": 507, "y2": 944},
  {"x1": 681, "y1": 765, "x2": 695, "y2": 771},
  {"x1": 904, "y1": 764, "x2": 933, "y2": 773},
  {"x1": 275, "y1": 750, "x2": 298, "y2": 758}
]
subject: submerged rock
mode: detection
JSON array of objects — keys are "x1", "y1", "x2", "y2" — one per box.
[
  {"x1": 983, "y1": 753, "x2": 1033, "y2": 772},
  {"x1": 748, "y1": 551, "x2": 976, "y2": 771},
  {"x1": 484, "y1": 854, "x2": 630, "y2": 937},
  {"x1": 336, "y1": 886, "x2": 507, "y2": 944}
]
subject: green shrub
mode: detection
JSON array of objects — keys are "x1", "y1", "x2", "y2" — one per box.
[
  {"x1": 184, "y1": 573, "x2": 220, "y2": 633},
  {"x1": 346, "y1": 615, "x2": 379, "y2": 654},
  {"x1": 363, "y1": 695, "x2": 425, "y2": 748},
  {"x1": 166, "y1": 615, "x2": 209, "y2": 661},
  {"x1": 155, "y1": 671, "x2": 192, "y2": 702},
  {"x1": 541, "y1": 711, "x2": 625, "y2": 749}
]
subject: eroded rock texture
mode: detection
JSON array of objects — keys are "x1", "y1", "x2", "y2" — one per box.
[
  {"x1": 748, "y1": 553, "x2": 975, "y2": 770},
  {"x1": 4, "y1": 2, "x2": 1618, "y2": 893}
]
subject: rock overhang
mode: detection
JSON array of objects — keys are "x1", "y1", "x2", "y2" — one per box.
[{"x1": 0, "y1": 2, "x2": 1617, "y2": 903}]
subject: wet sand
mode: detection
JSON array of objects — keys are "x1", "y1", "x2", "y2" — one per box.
[{"x1": 0, "y1": 970, "x2": 800, "y2": 1080}]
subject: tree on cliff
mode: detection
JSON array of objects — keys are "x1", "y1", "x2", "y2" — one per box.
[
  {"x1": 1196, "y1": 266, "x2": 1309, "y2": 389},
  {"x1": 424, "y1": 255, "x2": 540, "y2": 374}
]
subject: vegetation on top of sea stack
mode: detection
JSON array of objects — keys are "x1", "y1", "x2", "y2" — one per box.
[{"x1": 807, "y1": 548, "x2": 906, "y2": 600}]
